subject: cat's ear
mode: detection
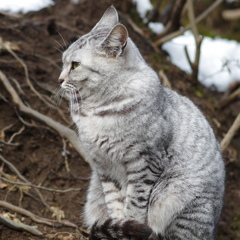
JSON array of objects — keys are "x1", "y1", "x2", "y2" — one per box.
[
  {"x1": 92, "y1": 6, "x2": 119, "y2": 31},
  {"x1": 98, "y1": 24, "x2": 128, "y2": 58}
]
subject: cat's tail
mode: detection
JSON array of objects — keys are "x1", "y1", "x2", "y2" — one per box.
[{"x1": 90, "y1": 218, "x2": 153, "y2": 240}]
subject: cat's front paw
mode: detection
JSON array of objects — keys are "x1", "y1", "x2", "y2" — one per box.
[{"x1": 90, "y1": 218, "x2": 153, "y2": 240}]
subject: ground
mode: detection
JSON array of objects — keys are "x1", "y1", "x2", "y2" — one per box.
[{"x1": 0, "y1": 0, "x2": 240, "y2": 239}]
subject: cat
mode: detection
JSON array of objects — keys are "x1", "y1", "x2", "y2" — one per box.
[{"x1": 58, "y1": 6, "x2": 225, "y2": 240}]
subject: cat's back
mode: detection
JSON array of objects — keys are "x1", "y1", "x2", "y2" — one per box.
[{"x1": 160, "y1": 86, "x2": 224, "y2": 186}]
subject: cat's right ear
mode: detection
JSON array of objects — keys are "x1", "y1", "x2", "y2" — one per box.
[{"x1": 92, "y1": 6, "x2": 119, "y2": 31}]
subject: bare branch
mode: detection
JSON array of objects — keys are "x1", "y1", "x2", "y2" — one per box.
[
  {"x1": 159, "y1": 70, "x2": 172, "y2": 89},
  {"x1": 220, "y1": 85, "x2": 240, "y2": 108},
  {"x1": 154, "y1": 0, "x2": 224, "y2": 46},
  {"x1": 186, "y1": 0, "x2": 198, "y2": 42},
  {"x1": 156, "y1": 0, "x2": 186, "y2": 38},
  {"x1": 184, "y1": 45, "x2": 193, "y2": 69},
  {"x1": 0, "y1": 215, "x2": 43, "y2": 236},
  {"x1": 221, "y1": 113, "x2": 240, "y2": 152},
  {"x1": 0, "y1": 200, "x2": 78, "y2": 228},
  {"x1": 0, "y1": 43, "x2": 54, "y2": 108},
  {"x1": 0, "y1": 154, "x2": 51, "y2": 210},
  {"x1": 7, "y1": 126, "x2": 25, "y2": 144},
  {"x1": 0, "y1": 177, "x2": 81, "y2": 193},
  {"x1": 0, "y1": 70, "x2": 87, "y2": 160},
  {"x1": 222, "y1": 9, "x2": 240, "y2": 21},
  {"x1": 182, "y1": 0, "x2": 204, "y2": 81}
]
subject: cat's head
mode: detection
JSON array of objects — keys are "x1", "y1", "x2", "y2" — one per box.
[{"x1": 58, "y1": 6, "x2": 132, "y2": 99}]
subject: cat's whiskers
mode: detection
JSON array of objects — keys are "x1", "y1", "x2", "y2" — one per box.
[
  {"x1": 51, "y1": 87, "x2": 65, "y2": 108},
  {"x1": 54, "y1": 46, "x2": 63, "y2": 54},
  {"x1": 57, "y1": 31, "x2": 68, "y2": 50},
  {"x1": 52, "y1": 38, "x2": 65, "y2": 51}
]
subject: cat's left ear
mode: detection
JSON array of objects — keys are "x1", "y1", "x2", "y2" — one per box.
[{"x1": 98, "y1": 24, "x2": 128, "y2": 58}]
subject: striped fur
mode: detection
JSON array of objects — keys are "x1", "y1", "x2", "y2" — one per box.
[{"x1": 59, "y1": 6, "x2": 225, "y2": 240}]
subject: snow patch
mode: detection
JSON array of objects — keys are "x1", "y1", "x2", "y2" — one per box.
[
  {"x1": 0, "y1": 0, "x2": 54, "y2": 13},
  {"x1": 162, "y1": 31, "x2": 240, "y2": 92}
]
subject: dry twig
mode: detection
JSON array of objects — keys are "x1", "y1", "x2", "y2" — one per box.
[
  {"x1": 222, "y1": 9, "x2": 240, "y2": 21},
  {"x1": 154, "y1": 0, "x2": 224, "y2": 46},
  {"x1": 0, "y1": 177, "x2": 81, "y2": 193},
  {"x1": 184, "y1": 0, "x2": 204, "y2": 81},
  {"x1": 0, "y1": 200, "x2": 78, "y2": 228},
  {"x1": 156, "y1": 0, "x2": 187, "y2": 39},
  {"x1": 220, "y1": 85, "x2": 240, "y2": 108},
  {"x1": 0, "y1": 154, "x2": 50, "y2": 210},
  {"x1": 0, "y1": 214, "x2": 43, "y2": 236},
  {"x1": 0, "y1": 42, "x2": 54, "y2": 108},
  {"x1": 159, "y1": 70, "x2": 172, "y2": 89},
  {"x1": 0, "y1": 39, "x2": 69, "y2": 123},
  {"x1": 221, "y1": 113, "x2": 240, "y2": 152},
  {"x1": 0, "y1": 70, "x2": 87, "y2": 160}
]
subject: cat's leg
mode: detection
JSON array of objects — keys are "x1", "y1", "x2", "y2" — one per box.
[
  {"x1": 147, "y1": 178, "x2": 219, "y2": 240},
  {"x1": 90, "y1": 173, "x2": 153, "y2": 240},
  {"x1": 83, "y1": 170, "x2": 108, "y2": 228},
  {"x1": 163, "y1": 195, "x2": 220, "y2": 240},
  {"x1": 100, "y1": 175, "x2": 125, "y2": 219},
  {"x1": 123, "y1": 159, "x2": 156, "y2": 223},
  {"x1": 91, "y1": 160, "x2": 155, "y2": 240}
]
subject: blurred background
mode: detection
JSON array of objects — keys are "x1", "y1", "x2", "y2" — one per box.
[{"x1": 0, "y1": 0, "x2": 240, "y2": 239}]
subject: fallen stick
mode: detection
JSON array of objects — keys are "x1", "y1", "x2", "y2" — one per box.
[
  {"x1": 0, "y1": 176, "x2": 81, "y2": 193},
  {"x1": 0, "y1": 214, "x2": 43, "y2": 236},
  {"x1": 154, "y1": 0, "x2": 224, "y2": 46},
  {"x1": 0, "y1": 70, "x2": 87, "y2": 161},
  {"x1": 220, "y1": 112, "x2": 240, "y2": 152},
  {"x1": 0, "y1": 154, "x2": 50, "y2": 210},
  {"x1": 0, "y1": 200, "x2": 77, "y2": 228}
]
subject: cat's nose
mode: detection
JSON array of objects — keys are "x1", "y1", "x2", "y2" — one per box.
[{"x1": 58, "y1": 79, "x2": 64, "y2": 84}]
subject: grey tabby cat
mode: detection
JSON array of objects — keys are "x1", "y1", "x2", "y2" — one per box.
[{"x1": 58, "y1": 6, "x2": 225, "y2": 240}]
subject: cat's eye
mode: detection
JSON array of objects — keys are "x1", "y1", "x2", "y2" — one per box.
[{"x1": 71, "y1": 61, "x2": 80, "y2": 70}]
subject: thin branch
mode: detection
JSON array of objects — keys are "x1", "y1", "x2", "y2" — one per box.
[
  {"x1": 0, "y1": 176, "x2": 81, "y2": 193},
  {"x1": 187, "y1": 0, "x2": 198, "y2": 41},
  {"x1": 220, "y1": 113, "x2": 240, "y2": 152},
  {"x1": 154, "y1": 0, "x2": 224, "y2": 46},
  {"x1": 0, "y1": 141, "x2": 20, "y2": 147},
  {"x1": 0, "y1": 10, "x2": 21, "y2": 18},
  {"x1": 0, "y1": 43, "x2": 54, "y2": 109},
  {"x1": 159, "y1": 70, "x2": 172, "y2": 89},
  {"x1": 0, "y1": 215, "x2": 43, "y2": 236},
  {"x1": 0, "y1": 200, "x2": 78, "y2": 228},
  {"x1": 0, "y1": 154, "x2": 51, "y2": 210},
  {"x1": 7, "y1": 126, "x2": 25, "y2": 144},
  {"x1": 0, "y1": 70, "x2": 87, "y2": 160},
  {"x1": 222, "y1": 9, "x2": 240, "y2": 21},
  {"x1": 184, "y1": 45, "x2": 193, "y2": 69},
  {"x1": 220, "y1": 86, "x2": 240, "y2": 108},
  {"x1": 183, "y1": 0, "x2": 204, "y2": 81},
  {"x1": 156, "y1": 0, "x2": 187, "y2": 39}
]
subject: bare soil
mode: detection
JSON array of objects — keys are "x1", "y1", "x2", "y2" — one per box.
[{"x1": 0, "y1": 0, "x2": 240, "y2": 239}]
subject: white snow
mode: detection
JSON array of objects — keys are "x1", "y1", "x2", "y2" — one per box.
[
  {"x1": 148, "y1": 22, "x2": 165, "y2": 34},
  {"x1": 162, "y1": 31, "x2": 240, "y2": 92},
  {"x1": 133, "y1": 0, "x2": 240, "y2": 92},
  {"x1": 132, "y1": 0, "x2": 153, "y2": 19},
  {"x1": 0, "y1": 0, "x2": 54, "y2": 13}
]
